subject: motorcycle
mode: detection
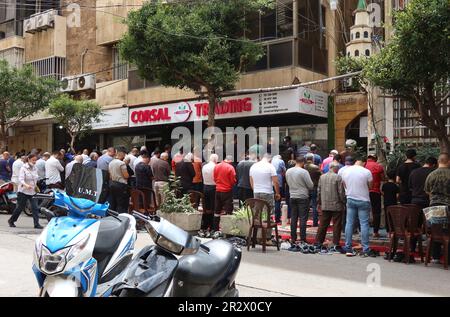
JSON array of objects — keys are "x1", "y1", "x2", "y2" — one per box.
[
  {"x1": 112, "y1": 211, "x2": 241, "y2": 297},
  {"x1": 0, "y1": 182, "x2": 17, "y2": 214},
  {"x1": 32, "y1": 190, "x2": 137, "y2": 297}
]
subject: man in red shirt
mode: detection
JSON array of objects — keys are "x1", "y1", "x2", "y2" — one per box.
[
  {"x1": 365, "y1": 153, "x2": 385, "y2": 238},
  {"x1": 212, "y1": 155, "x2": 236, "y2": 237}
]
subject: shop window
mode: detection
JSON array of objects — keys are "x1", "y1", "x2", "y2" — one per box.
[
  {"x1": 245, "y1": 0, "x2": 293, "y2": 41},
  {"x1": 365, "y1": 49, "x2": 370, "y2": 56},
  {"x1": 269, "y1": 41, "x2": 292, "y2": 68},
  {"x1": 355, "y1": 32, "x2": 360, "y2": 39},
  {"x1": 355, "y1": 50, "x2": 360, "y2": 57},
  {"x1": 364, "y1": 31, "x2": 369, "y2": 38}
]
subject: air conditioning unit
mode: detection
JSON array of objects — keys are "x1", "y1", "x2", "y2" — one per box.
[
  {"x1": 60, "y1": 76, "x2": 77, "y2": 92},
  {"x1": 35, "y1": 10, "x2": 56, "y2": 30},
  {"x1": 24, "y1": 17, "x2": 37, "y2": 34},
  {"x1": 76, "y1": 74, "x2": 96, "y2": 91}
]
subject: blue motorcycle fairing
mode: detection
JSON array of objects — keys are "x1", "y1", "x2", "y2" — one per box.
[
  {"x1": 63, "y1": 258, "x2": 98, "y2": 296},
  {"x1": 46, "y1": 216, "x2": 98, "y2": 253},
  {"x1": 52, "y1": 190, "x2": 109, "y2": 218},
  {"x1": 33, "y1": 264, "x2": 45, "y2": 288}
]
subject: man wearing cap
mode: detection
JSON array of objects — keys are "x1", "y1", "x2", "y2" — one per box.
[
  {"x1": 365, "y1": 153, "x2": 385, "y2": 238},
  {"x1": 321, "y1": 150, "x2": 338, "y2": 172},
  {"x1": 212, "y1": 155, "x2": 236, "y2": 238}
]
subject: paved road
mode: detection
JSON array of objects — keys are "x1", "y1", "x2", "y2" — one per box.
[{"x1": 0, "y1": 214, "x2": 449, "y2": 297}]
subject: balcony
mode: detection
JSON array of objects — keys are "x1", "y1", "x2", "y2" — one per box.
[
  {"x1": 0, "y1": 35, "x2": 24, "y2": 67},
  {"x1": 24, "y1": 15, "x2": 66, "y2": 62},
  {"x1": 96, "y1": 79, "x2": 128, "y2": 108},
  {"x1": 96, "y1": 0, "x2": 143, "y2": 46}
]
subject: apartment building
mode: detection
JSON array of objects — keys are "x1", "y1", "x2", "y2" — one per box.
[{"x1": 1, "y1": 0, "x2": 364, "y2": 154}]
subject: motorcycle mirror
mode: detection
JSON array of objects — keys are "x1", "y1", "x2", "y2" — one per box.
[{"x1": 149, "y1": 218, "x2": 201, "y2": 256}]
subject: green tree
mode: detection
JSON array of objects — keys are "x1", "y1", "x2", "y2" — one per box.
[
  {"x1": 49, "y1": 95, "x2": 102, "y2": 152},
  {"x1": 362, "y1": 0, "x2": 450, "y2": 152},
  {"x1": 119, "y1": 0, "x2": 267, "y2": 128},
  {"x1": 0, "y1": 60, "x2": 60, "y2": 150}
]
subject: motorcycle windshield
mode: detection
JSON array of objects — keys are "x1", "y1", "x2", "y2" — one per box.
[{"x1": 65, "y1": 163, "x2": 109, "y2": 203}]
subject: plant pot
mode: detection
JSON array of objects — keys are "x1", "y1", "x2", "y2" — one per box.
[
  {"x1": 220, "y1": 215, "x2": 264, "y2": 238},
  {"x1": 156, "y1": 210, "x2": 202, "y2": 232}
]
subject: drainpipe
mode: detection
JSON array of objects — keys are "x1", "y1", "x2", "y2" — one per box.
[{"x1": 80, "y1": 48, "x2": 88, "y2": 74}]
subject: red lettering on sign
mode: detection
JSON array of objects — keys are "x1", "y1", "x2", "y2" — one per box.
[{"x1": 130, "y1": 108, "x2": 171, "y2": 124}]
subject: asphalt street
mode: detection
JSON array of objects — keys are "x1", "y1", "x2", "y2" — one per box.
[{"x1": 1, "y1": 214, "x2": 449, "y2": 297}]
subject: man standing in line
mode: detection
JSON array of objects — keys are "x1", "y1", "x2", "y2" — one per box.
[
  {"x1": 212, "y1": 155, "x2": 236, "y2": 238},
  {"x1": 65, "y1": 155, "x2": 83, "y2": 179},
  {"x1": 250, "y1": 153, "x2": 281, "y2": 217},
  {"x1": 152, "y1": 152, "x2": 171, "y2": 206},
  {"x1": 97, "y1": 147, "x2": 116, "y2": 172},
  {"x1": 285, "y1": 156, "x2": 314, "y2": 248},
  {"x1": 135, "y1": 153, "x2": 153, "y2": 189},
  {"x1": 35, "y1": 152, "x2": 50, "y2": 181},
  {"x1": 364, "y1": 153, "x2": 385, "y2": 238},
  {"x1": 309, "y1": 144, "x2": 322, "y2": 166},
  {"x1": 396, "y1": 149, "x2": 421, "y2": 204},
  {"x1": 236, "y1": 151, "x2": 256, "y2": 206},
  {"x1": 341, "y1": 158, "x2": 376, "y2": 257},
  {"x1": 108, "y1": 148, "x2": 130, "y2": 213},
  {"x1": 0, "y1": 151, "x2": 11, "y2": 183},
  {"x1": 45, "y1": 151, "x2": 64, "y2": 189},
  {"x1": 271, "y1": 154, "x2": 286, "y2": 223},
  {"x1": 409, "y1": 157, "x2": 438, "y2": 209},
  {"x1": 85, "y1": 152, "x2": 99, "y2": 168},
  {"x1": 321, "y1": 150, "x2": 339, "y2": 172},
  {"x1": 315, "y1": 162, "x2": 346, "y2": 252},
  {"x1": 305, "y1": 153, "x2": 322, "y2": 227},
  {"x1": 424, "y1": 153, "x2": 450, "y2": 263},
  {"x1": 200, "y1": 153, "x2": 219, "y2": 238}
]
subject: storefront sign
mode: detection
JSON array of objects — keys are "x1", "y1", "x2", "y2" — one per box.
[
  {"x1": 128, "y1": 87, "x2": 328, "y2": 127},
  {"x1": 92, "y1": 107, "x2": 128, "y2": 130}
]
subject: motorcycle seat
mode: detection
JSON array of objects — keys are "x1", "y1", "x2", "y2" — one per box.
[
  {"x1": 176, "y1": 239, "x2": 235, "y2": 284},
  {"x1": 93, "y1": 215, "x2": 130, "y2": 255}
]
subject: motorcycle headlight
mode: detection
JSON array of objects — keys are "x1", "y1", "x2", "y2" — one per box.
[
  {"x1": 35, "y1": 240, "x2": 43, "y2": 259},
  {"x1": 39, "y1": 246, "x2": 70, "y2": 275},
  {"x1": 66, "y1": 235, "x2": 90, "y2": 262}
]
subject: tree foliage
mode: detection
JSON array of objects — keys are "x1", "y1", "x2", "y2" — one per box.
[
  {"x1": 49, "y1": 95, "x2": 102, "y2": 152},
  {"x1": 119, "y1": 0, "x2": 267, "y2": 127},
  {"x1": 362, "y1": 0, "x2": 450, "y2": 152},
  {"x1": 0, "y1": 60, "x2": 60, "y2": 149}
]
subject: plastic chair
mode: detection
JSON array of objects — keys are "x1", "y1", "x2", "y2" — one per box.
[
  {"x1": 387, "y1": 205, "x2": 411, "y2": 263},
  {"x1": 403, "y1": 204, "x2": 425, "y2": 263},
  {"x1": 245, "y1": 198, "x2": 280, "y2": 253},
  {"x1": 188, "y1": 190, "x2": 205, "y2": 211},
  {"x1": 424, "y1": 211, "x2": 449, "y2": 270}
]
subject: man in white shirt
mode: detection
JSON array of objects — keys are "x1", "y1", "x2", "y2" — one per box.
[
  {"x1": 45, "y1": 151, "x2": 64, "y2": 188},
  {"x1": 125, "y1": 147, "x2": 139, "y2": 172},
  {"x1": 249, "y1": 153, "x2": 280, "y2": 215},
  {"x1": 11, "y1": 156, "x2": 27, "y2": 191},
  {"x1": 200, "y1": 154, "x2": 218, "y2": 237},
  {"x1": 65, "y1": 155, "x2": 84, "y2": 179},
  {"x1": 36, "y1": 152, "x2": 50, "y2": 181},
  {"x1": 341, "y1": 160, "x2": 374, "y2": 257}
]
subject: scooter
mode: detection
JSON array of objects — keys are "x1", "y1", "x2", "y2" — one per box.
[
  {"x1": 32, "y1": 190, "x2": 137, "y2": 297},
  {"x1": 0, "y1": 182, "x2": 17, "y2": 214},
  {"x1": 112, "y1": 212, "x2": 241, "y2": 297}
]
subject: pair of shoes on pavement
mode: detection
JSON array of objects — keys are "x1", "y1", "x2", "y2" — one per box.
[
  {"x1": 343, "y1": 248, "x2": 358, "y2": 257},
  {"x1": 210, "y1": 231, "x2": 223, "y2": 239}
]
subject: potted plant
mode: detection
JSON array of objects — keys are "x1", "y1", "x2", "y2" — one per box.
[
  {"x1": 221, "y1": 203, "x2": 267, "y2": 238},
  {"x1": 156, "y1": 173, "x2": 202, "y2": 232}
]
